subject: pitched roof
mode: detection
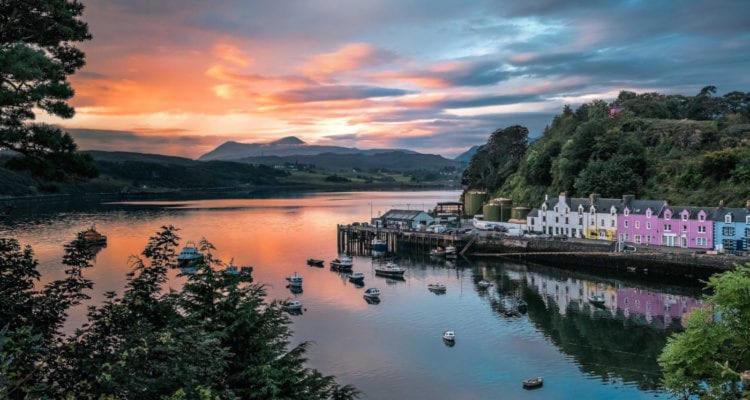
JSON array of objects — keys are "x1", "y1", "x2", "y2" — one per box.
[
  {"x1": 711, "y1": 207, "x2": 750, "y2": 221},
  {"x1": 625, "y1": 199, "x2": 667, "y2": 215},
  {"x1": 381, "y1": 209, "x2": 430, "y2": 221}
]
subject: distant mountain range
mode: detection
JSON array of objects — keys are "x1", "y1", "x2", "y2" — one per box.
[
  {"x1": 198, "y1": 136, "x2": 462, "y2": 171},
  {"x1": 198, "y1": 136, "x2": 418, "y2": 161},
  {"x1": 454, "y1": 145, "x2": 481, "y2": 162}
]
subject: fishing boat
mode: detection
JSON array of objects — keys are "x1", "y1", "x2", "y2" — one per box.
[
  {"x1": 81, "y1": 225, "x2": 107, "y2": 246},
  {"x1": 429, "y1": 247, "x2": 446, "y2": 257},
  {"x1": 477, "y1": 280, "x2": 492, "y2": 289},
  {"x1": 427, "y1": 283, "x2": 447, "y2": 293},
  {"x1": 286, "y1": 272, "x2": 303, "y2": 287},
  {"x1": 283, "y1": 299, "x2": 303, "y2": 311},
  {"x1": 330, "y1": 255, "x2": 353, "y2": 271},
  {"x1": 588, "y1": 294, "x2": 606, "y2": 307},
  {"x1": 374, "y1": 261, "x2": 405, "y2": 277},
  {"x1": 522, "y1": 377, "x2": 543, "y2": 389},
  {"x1": 348, "y1": 272, "x2": 365, "y2": 283},
  {"x1": 307, "y1": 258, "x2": 324, "y2": 267},
  {"x1": 177, "y1": 242, "x2": 204, "y2": 268},
  {"x1": 442, "y1": 330, "x2": 455, "y2": 342},
  {"x1": 363, "y1": 287, "x2": 381, "y2": 298},
  {"x1": 371, "y1": 238, "x2": 387, "y2": 253}
]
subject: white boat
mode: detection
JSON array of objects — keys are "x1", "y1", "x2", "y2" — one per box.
[
  {"x1": 445, "y1": 246, "x2": 457, "y2": 255},
  {"x1": 286, "y1": 272, "x2": 303, "y2": 287},
  {"x1": 427, "y1": 283, "x2": 447, "y2": 292},
  {"x1": 477, "y1": 280, "x2": 492, "y2": 289},
  {"x1": 283, "y1": 300, "x2": 302, "y2": 311},
  {"x1": 363, "y1": 287, "x2": 381, "y2": 298},
  {"x1": 330, "y1": 255, "x2": 353, "y2": 270},
  {"x1": 348, "y1": 272, "x2": 365, "y2": 283},
  {"x1": 374, "y1": 261, "x2": 406, "y2": 277},
  {"x1": 442, "y1": 330, "x2": 455, "y2": 341},
  {"x1": 177, "y1": 243, "x2": 203, "y2": 268}
]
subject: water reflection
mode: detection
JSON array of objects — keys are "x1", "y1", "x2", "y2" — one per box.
[{"x1": 0, "y1": 191, "x2": 706, "y2": 399}]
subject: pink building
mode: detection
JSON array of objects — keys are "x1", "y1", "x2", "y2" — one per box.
[
  {"x1": 617, "y1": 287, "x2": 703, "y2": 328},
  {"x1": 617, "y1": 197, "x2": 715, "y2": 249}
]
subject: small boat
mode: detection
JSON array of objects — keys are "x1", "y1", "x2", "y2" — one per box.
[
  {"x1": 627, "y1": 266, "x2": 637, "y2": 273},
  {"x1": 363, "y1": 287, "x2": 381, "y2": 298},
  {"x1": 307, "y1": 258, "x2": 324, "y2": 267},
  {"x1": 442, "y1": 330, "x2": 455, "y2": 342},
  {"x1": 445, "y1": 246, "x2": 456, "y2": 255},
  {"x1": 588, "y1": 294, "x2": 606, "y2": 306},
  {"x1": 178, "y1": 243, "x2": 204, "y2": 268},
  {"x1": 374, "y1": 261, "x2": 406, "y2": 277},
  {"x1": 348, "y1": 272, "x2": 365, "y2": 283},
  {"x1": 477, "y1": 280, "x2": 492, "y2": 289},
  {"x1": 371, "y1": 238, "x2": 387, "y2": 253},
  {"x1": 330, "y1": 256, "x2": 353, "y2": 271},
  {"x1": 427, "y1": 283, "x2": 447, "y2": 293},
  {"x1": 81, "y1": 225, "x2": 107, "y2": 246},
  {"x1": 430, "y1": 247, "x2": 446, "y2": 256},
  {"x1": 522, "y1": 377, "x2": 543, "y2": 389},
  {"x1": 283, "y1": 300, "x2": 303, "y2": 311},
  {"x1": 364, "y1": 295, "x2": 381, "y2": 304},
  {"x1": 286, "y1": 272, "x2": 303, "y2": 287}
]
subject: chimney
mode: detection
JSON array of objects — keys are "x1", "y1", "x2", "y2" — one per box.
[
  {"x1": 544, "y1": 194, "x2": 549, "y2": 201},
  {"x1": 718, "y1": 200, "x2": 725, "y2": 209},
  {"x1": 589, "y1": 193, "x2": 600, "y2": 205}
]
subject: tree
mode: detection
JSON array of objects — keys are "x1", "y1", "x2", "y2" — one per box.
[
  {"x1": 659, "y1": 264, "x2": 750, "y2": 399},
  {"x1": 0, "y1": 0, "x2": 96, "y2": 179}
]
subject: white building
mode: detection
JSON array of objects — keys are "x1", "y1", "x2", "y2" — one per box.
[
  {"x1": 374, "y1": 209, "x2": 434, "y2": 230},
  {"x1": 526, "y1": 193, "x2": 622, "y2": 240}
]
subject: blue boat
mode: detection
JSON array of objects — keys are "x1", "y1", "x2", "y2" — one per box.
[{"x1": 371, "y1": 238, "x2": 387, "y2": 252}]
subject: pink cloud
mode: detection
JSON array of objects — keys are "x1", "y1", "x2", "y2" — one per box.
[{"x1": 301, "y1": 43, "x2": 394, "y2": 79}]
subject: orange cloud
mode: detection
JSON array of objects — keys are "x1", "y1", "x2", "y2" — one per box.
[
  {"x1": 213, "y1": 42, "x2": 253, "y2": 67},
  {"x1": 301, "y1": 43, "x2": 393, "y2": 79}
]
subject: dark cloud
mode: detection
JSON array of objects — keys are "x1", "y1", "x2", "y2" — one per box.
[{"x1": 273, "y1": 85, "x2": 413, "y2": 103}]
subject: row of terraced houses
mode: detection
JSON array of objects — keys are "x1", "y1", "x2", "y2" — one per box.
[{"x1": 526, "y1": 192, "x2": 750, "y2": 254}]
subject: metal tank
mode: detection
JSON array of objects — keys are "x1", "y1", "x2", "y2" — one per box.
[{"x1": 463, "y1": 190, "x2": 487, "y2": 216}]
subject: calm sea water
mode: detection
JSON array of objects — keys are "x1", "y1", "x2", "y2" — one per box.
[{"x1": 0, "y1": 191, "x2": 703, "y2": 399}]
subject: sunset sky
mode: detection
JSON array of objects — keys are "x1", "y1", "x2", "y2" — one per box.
[{"x1": 45, "y1": 0, "x2": 750, "y2": 158}]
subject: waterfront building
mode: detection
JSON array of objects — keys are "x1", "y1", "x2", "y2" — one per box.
[
  {"x1": 373, "y1": 209, "x2": 434, "y2": 230},
  {"x1": 618, "y1": 199, "x2": 715, "y2": 249},
  {"x1": 712, "y1": 202, "x2": 750, "y2": 254},
  {"x1": 526, "y1": 192, "x2": 622, "y2": 240}
]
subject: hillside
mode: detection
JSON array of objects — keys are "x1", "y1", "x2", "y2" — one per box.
[
  {"x1": 454, "y1": 145, "x2": 481, "y2": 162},
  {"x1": 198, "y1": 136, "x2": 417, "y2": 161},
  {"x1": 235, "y1": 151, "x2": 462, "y2": 172},
  {"x1": 462, "y1": 88, "x2": 750, "y2": 207}
]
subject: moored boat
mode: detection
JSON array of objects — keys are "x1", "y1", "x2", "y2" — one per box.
[
  {"x1": 286, "y1": 272, "x2": 303, "y2": 287},
  {"x1": 445, "y1": 246, "x2": 456, "y2": 255},
  {"x1": 588, "y1": 294, "x2": 606, "y2": 307},
  {"x1": 427, "y1": 283, "x2": 447, "y2": 293},
  {"x1": 363, "y1": 287, "x2": 381, "y2": 298},
  {"x1": 81, "y1": 225, "x2": 107, "y2": 246},
  {"x1": 283, "y1": 299, "x2": 302, "y2": 310},
  {"x1": 348, "y1": 272, "x2": 365, "y2": 283},
  {"x1": 330, "y1": 255, "x2": 353, "y2": 271},
  {"x1": 307, "y1": 258, "x2": 324, "y2": 267},
  {"x1": 442, "y1": 330, "x2": 455, "y2": 342},
  {"x1": 477, "y1": 280, "x2": 492, "y2": 289},
  {"x1": 522, "y1": 377, "x2": 543, "y2": 389},
  {"x1": 429, "y1": 247, "x2": 446, "y2": 257},
  {"x1": 178, "y1": 242, "x2": 204, "y2": 268},
  {"x1": 374, "y1": 261, "x2": 405, "y2": 277}
]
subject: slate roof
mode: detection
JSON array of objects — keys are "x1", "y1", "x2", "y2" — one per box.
[
  {"x1": 381, "y1": 209, "x2": 430, "y2": 221},
  {"x1": 624, "y1": 199, "x2": 667, "y2": 215},
  {"x1": 711, "y1": 207, "x2": 750, "y2": 222},
  {"x1": 661, "y1": 205, "x2": 717, "y2": 219},
  {"x1": 541, "y1": 194, "x2": 623, "y2": 213}
]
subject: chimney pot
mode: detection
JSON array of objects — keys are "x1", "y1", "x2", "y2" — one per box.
[{"x1": 719, "y1": 200, "x2": 725, "y2": 208}]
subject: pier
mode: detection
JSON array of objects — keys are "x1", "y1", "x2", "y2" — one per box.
[{"x1": 337, "y1": 224, "x2": 469, "y2": 255}]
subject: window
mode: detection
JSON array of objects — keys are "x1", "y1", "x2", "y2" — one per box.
[
  {"x1": 747, "y1": 215, "x2": 750, "y2": 224},
  {"x1": 699, "y1": 214, "x2": 705, "y2": 222},
  {"x1": 555, "y1": 217, "x2": 559, "y2": 223},
  {"x1": 635, "y1": 221, "x2": 640, "y2": 229},
  {"x1": 681, "y1": 213, "x2": 688, "y2": 221},
  {"x1": 723, "y1": 226, "x2": 736, "y2": 236},
  {"x1": 664, "y1": 224, "x2": 672, "y2": 231},
  {"x1": 682, "y1": 225, "x2": 688, "y2": 232},
  {"x1": 697, "y1": 237, "x2": 707, "y2": 246},
  {"x1": 624, "y1": 221, "x2": 629, "y2": 228},
  {"x1": 725, "y1": 214, "x2": 732, "y2": 223},
  {"x1": 635, "y1": 235, "x2": 641, "y2": 244},
  {"x1": 646, "y1": 209, "x2": 652, "y2": 218},
  {"x1": 646, "y1": 235, "x2": 652, "y2": 243},
  {"x1": 542, "y1": 216, "x2": 546, "y2": 223},
  {"x1": 665, "y1": 210, "x2": 672, "y2": 220},
  {"x1": 578, "y1": 217, "x2": 583, "y2": 225},
  {"x1": 624, "y1": 233, "x2": 629, "y2": 241},
  {"x1": 554, "y1": 206, "x2": 558, "y2": 213},
  {"x1": 646, "y1": 222, "x2": 652, "y2": 230},
  {"x1": 611, "y1": 220, "x2": 615, "y2": 227},
  {"x1": 624, "y1": 209, "x2": 630, "y2": 216},
  {"x1": 565, "y1": 217, "x2": 569, "y2": 224},
  {"x1": 698, "y1": 225, "x2": 706, "y2": 233},
  {"x1": 601, "y1": 219, "x2": 605, "y2": 225},
  {"x1": 746, "y1": 228, "x2": 750, "y2": 238}
]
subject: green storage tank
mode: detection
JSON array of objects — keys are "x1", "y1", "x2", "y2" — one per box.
[
  {"x1": 464, "y1": 190, "x2": 487, "y2": 216},
  {"x1": 511, "y1": 206, "x2": 531, "y2": 221},
  {"x1": 494, "y1": 197, "x2": 513, "y2": 222},
  {"x1": 483, "y1": 202, "x2": 501, "y2": 221}
]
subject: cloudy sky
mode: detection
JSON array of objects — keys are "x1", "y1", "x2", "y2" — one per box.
[{"x1": 45, "y1": 0, "x2": 750, "y2": 158}]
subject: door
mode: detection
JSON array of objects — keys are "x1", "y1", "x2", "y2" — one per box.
[
  {"x1": 663, "y1": 235, "x2": 675, "y2": 247},
  {"x1": 681, "y1": 236, "x2": 688, "y2": 248}
]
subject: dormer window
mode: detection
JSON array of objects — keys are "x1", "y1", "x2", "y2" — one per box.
[
  {"x1": 646, "y1": 209, "x2": 652, "y2": 218},
  {"x1": 665, "y1": 210, "x2": 672, "y2": 220},
  {"x1": 725, "y1": 214, "x2": 732, "y2": 223},
  {"x1": 699, "y1": 213, "x2": 705, "y2": 222},
  {"x1": 554, "y1": 206, "x2": 558, "y2": 213},
  {"x1": 624, "y1": 209, "x2": 629, "y2": 216},
  {"x1": 681, "y1": 213, "x2": 688, "y2": 221},
  {"x1": 542, "y1": 204, "x2": 547, "y2": 211}
]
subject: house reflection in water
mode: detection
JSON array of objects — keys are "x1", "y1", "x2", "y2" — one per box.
[{"x1": 525, "y1": 273, "x2": 703, "y2": 329}]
